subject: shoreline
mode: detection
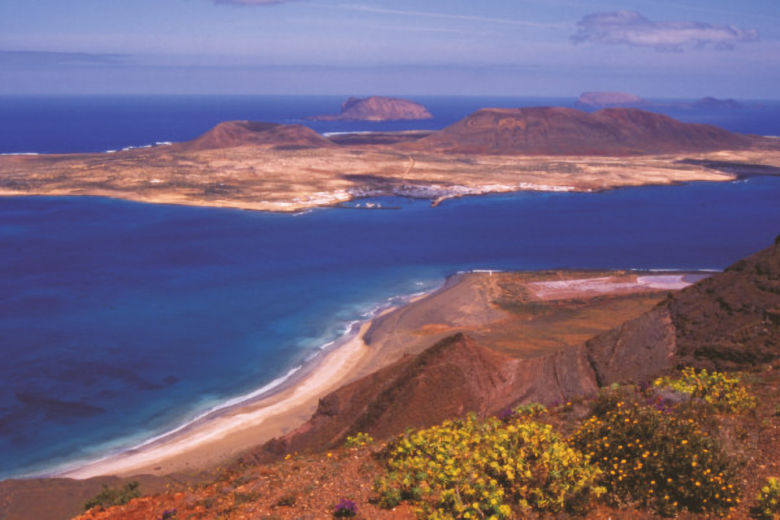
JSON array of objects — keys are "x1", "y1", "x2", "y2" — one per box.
[
  {"x1": 0, "y1": 171, "x2": 737, "y2": 215},
  {"x1": 4, "y1": 145, "x2": 773, "y2": 214},
  {"x1": 49, "y1": 285, "x2": 441, "y2": 480},
  {"x1": 22, "y1": 268, "x2": 706, "y2": 480}
]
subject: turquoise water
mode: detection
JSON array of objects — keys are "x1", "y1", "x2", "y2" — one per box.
[{"x1": 1, "y1": 177, "x2": 779, "y2": 479}]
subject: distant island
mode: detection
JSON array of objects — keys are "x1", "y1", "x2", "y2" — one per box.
[
  {"x1": 1, "y1": 106, "x2": 778, "y2": 213},
  {"x1": 576, "y1": 91, "x2": 647, "y2": 107},
  {"x1": 309, "y1": 96, "x2": 433, "y2": 121},
  {"x1": 577, "y1": 91, "x2": 743, "y2": 110},
  {"x1": 692, "y1": 96, "x2": 742, "y2": 109}
]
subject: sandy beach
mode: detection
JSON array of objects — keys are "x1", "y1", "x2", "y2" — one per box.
[
  {"x1": 58, "y1": 317, "x2": 388, "y2": 478},
  {"x1": 56, "y1": 285, "x2": 439, "y2": 479}
]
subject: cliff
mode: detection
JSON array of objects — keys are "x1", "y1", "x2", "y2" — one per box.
[
  {"x1": 413, "y1": 106, "x2": 759, "y2": 155},
  {"x1": 172, "y1": 121, "x2": 334, "y2": 151},
  {"x1": 587, "y1": 241, "x2": 780, "y2": 379},
  {"x1": 310, "y1": 96, "x2": 433, "y2": 121}
]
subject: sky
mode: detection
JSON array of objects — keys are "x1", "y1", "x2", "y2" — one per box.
[{"x1": 1, "y1": 0, "x2": 778, "y2": 98}]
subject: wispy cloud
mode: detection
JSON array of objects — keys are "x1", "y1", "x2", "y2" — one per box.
[
  {"x1": 324, "y1": 4, "x2": 567, "y2": 30},
  {"x1": 571, "y1": 11, "x2": 759, "y2": 51},
  {"x1": 0, "y1": 50, "x2": 128, "y2": 67},
  {"x1": 213, "y1": 0, "x2": 295, "y2": 5}
]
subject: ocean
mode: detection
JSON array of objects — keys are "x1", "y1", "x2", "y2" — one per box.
[{"x1": 0, "y1": 95, "x2": 779, "y2": 479}]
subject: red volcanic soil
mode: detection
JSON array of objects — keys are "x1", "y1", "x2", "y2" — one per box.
[
  {"x1": 311, "y1": 96, "x2": 433, "y2": 121},
  {"x1": 173, "y1": 121, "x2": 335, "y2": 151},
  {"x1": 412, "y1": 106, "x2": 762, "y2": 155}
]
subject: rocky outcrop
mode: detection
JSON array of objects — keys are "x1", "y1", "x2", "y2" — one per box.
[
  {"x1": 413, "y1": 106, "x2": 759, "y2": 155},
  {"x1": 173, "y1": 121, "x2": 334, "y2": 151},
  {"x1": 310, "y1": 96, "x2": 433, "y2": 121},
  {"x1": 585, "y1": 307, "x2": 677, "y2": 386},
  {"x1": 576, "y1": 91, "x2": 647, "y2": 107}
]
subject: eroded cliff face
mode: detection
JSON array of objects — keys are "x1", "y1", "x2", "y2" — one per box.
[
  {"x1": 585, "y1": 307, "x2": 677, "y2": 386},
  {"x1": 251, "y1": 334, "x2": 598, "y2": 461}
]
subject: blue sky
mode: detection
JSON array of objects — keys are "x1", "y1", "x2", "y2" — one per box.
[{"x1": 1, "y1": 0, "x2": 778, "y2": 97}]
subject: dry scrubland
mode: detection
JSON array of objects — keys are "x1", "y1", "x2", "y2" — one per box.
[{"x1": 3, "y1": 146, "x2": 779, "y2": 212}]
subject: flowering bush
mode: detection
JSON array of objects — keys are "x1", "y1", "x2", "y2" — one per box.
[
  {"x1": 375, "y1": 414, "x2": 603, "y2": 518},
  {"x1": 572, "y1": 399, "x2": 740, "y2": 516},
  {"x1": 653, "y1": 367, "x2": 756, "y2": 414},
  {"x1": 751, "y1": 476, "x2": 780, "y2": 520},
  {"x1": 333, "y1": 498, "x2": 358, "y2": 518},
  {"x1": 344, "y1": 432, "x2": 374, "y2": 448}
]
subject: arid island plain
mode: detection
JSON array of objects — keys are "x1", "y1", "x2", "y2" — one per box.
[{"x1": 2, "y1": 105, "x2": 779, "y2": 212}]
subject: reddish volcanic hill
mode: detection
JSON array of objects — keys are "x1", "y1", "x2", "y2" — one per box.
[
  {"x1": 173, "y1": 121, "x2": 334, "y2": 151},
  {"x1": 412, "y1": 106, "x2": 758, "y2": 155},
  {"x1": 311, "y1": 96, "x2": 433, "y2": 121}
]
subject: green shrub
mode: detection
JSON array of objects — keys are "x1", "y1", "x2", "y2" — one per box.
[
  {"x1": 572, "y1": 400, "x2": 740, "y2": 516},
  {"x1": 83, "y1": 481, "x2": 141, "y2": 511},
  {"x1": 344, "y1": 432, "x2": 374, "y2": 448},
  {"x1": 751, "y1": 476, "x2": 780, "y2": 520},
  {"x1": 375, "y1": 414, "x2": 603, "y2": 518},
  {"x1": 653, "y1": 367, "x2": 756, "y2": 414}
]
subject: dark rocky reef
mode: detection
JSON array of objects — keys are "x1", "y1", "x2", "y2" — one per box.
[
  {"x1": 310, "y1": 96, "x2": 433, "y2": 121},
  {"x1": 413, "y1": 106, "x2": 761, "y2": 155},
  {"x1": 692, "y1": 97, "x2": 742, "y2": 110}
]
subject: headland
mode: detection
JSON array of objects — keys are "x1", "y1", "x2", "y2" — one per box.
[{"x1": 55, "y1": 269, "x2": 698, "y2": 479}]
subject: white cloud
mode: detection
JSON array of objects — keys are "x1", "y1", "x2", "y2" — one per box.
[{"x1": 571, "y1": 10, "x2": 758, "y2": 51}]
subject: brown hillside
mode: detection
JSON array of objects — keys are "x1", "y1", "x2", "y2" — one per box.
[
  {"x1": 173, "y1": 121, "x2": 334, "y2": 151},
  {"x1": 669, "y1": 242, "x2": 780, "y2": 368},
  {"x1": 588, "y1": 241, "x2": 780, "y2": 379},
  {"x1": 412, "y1": 106, "x2": 762, "y2": 155}
]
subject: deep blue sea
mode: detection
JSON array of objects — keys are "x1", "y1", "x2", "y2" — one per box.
[{"x1": 0, "y1": 96, "x2": 779, "y2": 479}]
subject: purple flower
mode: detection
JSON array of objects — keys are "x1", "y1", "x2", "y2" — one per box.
[
  {"x1": 497, "y1": 407, "x2": 515, "y2": 422},
  {"x1": 333, "y1": 498, "x2": 357, "y2": 517},
  {"x1": 159, "y1": 509, "x2": 177, "y2": 520}
]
